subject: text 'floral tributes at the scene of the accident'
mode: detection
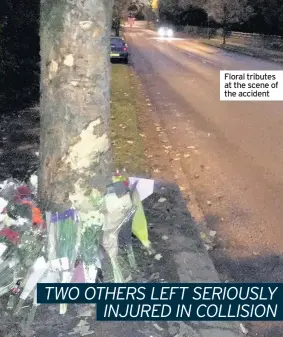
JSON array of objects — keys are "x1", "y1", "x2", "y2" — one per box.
[{"x1": 0, "y1": 170, "x2": 154, "y2": 323}]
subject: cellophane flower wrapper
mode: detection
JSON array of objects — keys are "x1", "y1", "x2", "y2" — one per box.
[
  {"x1": 80, "y1": 192, "x2": 104, "y2": 283},
  {"x1": 51, "y1": 209, "x2": 79, "y2": 279},
  {"x1": 112, "y1": 172, "x2": 138, "y2": 270},
  {"x1": 0, "y1": 235, "x2": 19, "y2": 296},
  {"x1": 50, "y1": 209, "x2": 79, "y2": 314},
  {"x1": 0, "y1": 178, "x2": 21, "y2": 202},
  {"x1": 103, "y1": 180, "x2": 136, "y2": 282},
  {"x1": 80, "y1": 221, "x2": 103, "y2": 283},
  {"x1": 117, "y1": 206, "x2": 137, "y2": 270}
]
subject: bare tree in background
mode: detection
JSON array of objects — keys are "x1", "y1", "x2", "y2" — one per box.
[{"x1": 205, "y1": 0, "x2": 253, "y2": 44}]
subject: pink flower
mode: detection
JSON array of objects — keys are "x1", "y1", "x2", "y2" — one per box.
[{"x1": 0, "y1": 228, "x2": 20, "y2": 245}]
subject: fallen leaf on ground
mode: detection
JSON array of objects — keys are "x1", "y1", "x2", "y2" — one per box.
[
  {"x1": 158, "y1": 197, "x2": 166, "y2": 203},
  {"x1": 184, "y1": 153, "x2": 190, "y2": 158},
  {"x1": 153, "y1": 323, "x2": 163, "y2": 331},
  {"x1": 127, "y1": 140, "x2": 133, "y2": 144},
  {"x1": 204, "y1": 244, "x2": 213, "y2": 251},
  {"x1": 125, "y1": 275, "x2": 133, "y2": 282},
  {"x1": 206, "y1": 200, "x2": 212, "y2": 206},
  {"x1": 149, "y1": 272, "x2": 160, "y2": 280},
  {"x1": 154, "y1": 253, "x2": 163, "y2": 260},
  {"x1": 209, "y1": 230, "x2": 217, "y2": 237},
  {"x1": 200, "y1": 232, "x2": 207, "y2": 240},
  {"x1": 240, "y1": 324, "x2": 249, "y2": 335},
  {"x1": 187, "y1": 146, "x2": 195, "y2": 149}
]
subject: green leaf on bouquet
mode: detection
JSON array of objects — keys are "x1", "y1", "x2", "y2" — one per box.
[
  {"x1": 80, "y1": 225, "x2": 102, "y2": 266},
  {"x1": 52, "y1": 209, "x2": 79, "y2": 265}
]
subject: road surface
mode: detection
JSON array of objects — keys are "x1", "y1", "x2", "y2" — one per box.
[{"x1": 125, "y1": 25, "x2": 283, "y2": 336}]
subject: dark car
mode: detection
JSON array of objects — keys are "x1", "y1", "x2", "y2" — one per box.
[{"x1": 110, "y1": 37, "x2": 129, "y2": 64}]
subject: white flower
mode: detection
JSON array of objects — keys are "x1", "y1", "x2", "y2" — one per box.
[
  {"x1": 0, "y1": 179, "x2": 15, "y2": 191},
  {"x1": 0, "y1": 197, "x2": 8, "y2": 213},
  {"x1": 0, "y1": 243, "x2": 7, "y2": 257},
  {"x1": 0, "y1": 213, "x2": 6, "y2": 223},
  {"x1": 0, "y1": 179, "x2": 9, "y2": 191},
  {"x1": 29, "y1": 174, "x2": 38, "y2": 190},
  {"x1": 17, "y1": 217, "x2": 29, "y2": 226},
  {"x1": 80, "y1": 210, "x2": 104, "y2": 232}
]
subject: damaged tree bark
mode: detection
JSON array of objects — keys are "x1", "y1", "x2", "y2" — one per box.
[{"x1": 39, "y1": 0, "x2": 113, "y2": 212}]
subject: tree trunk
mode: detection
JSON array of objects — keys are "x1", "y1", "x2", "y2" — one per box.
[
  {"x1": 223, "y1": 28, "x2": 226, "y2": 44},
  {"x1": 39, "y1": 0, "x2": 113, "y2": 213},
  {"x1": 222, "y1": 4, "x2": 227, "y2": 45}
]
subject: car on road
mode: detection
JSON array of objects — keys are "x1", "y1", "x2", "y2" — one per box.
[
  {"x1": 157, "y1": 26, "x2": 174, "y2": 38},
  {"x1": 110, "y1": 37, "x2": 129, "y2": 64}
]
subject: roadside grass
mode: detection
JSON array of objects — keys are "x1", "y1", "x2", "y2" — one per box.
[
  {"x1": 202, "y1": 38, "x2": 283, "y2": 64},
  {"x1": 110, "y1": 63, "x2": 147, "y2": 176}
]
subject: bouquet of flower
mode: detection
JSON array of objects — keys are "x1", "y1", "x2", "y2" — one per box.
[
  {"x1": 77, "y1": 189, "x2": 104, "y2": 283},
  {"x1": 0, "y1": 179, "x2": 46, "y2": 303},
  {"x1": 50, "y1": 209, "x2": 80, "y2": 314},
  {"x1": 0, "y1": 233, "x2": 19, "y2": 297},
  {"x1": 102, "y1": 172, "x2": 137, "y2": 282},
  {"x1": 114, "y1": 171, "x2": 138, "y2": 269},
  {"x1": 0, "y1": 178, "x2": 46, "y2": 323}
]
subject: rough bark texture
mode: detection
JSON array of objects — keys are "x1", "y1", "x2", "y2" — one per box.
[{"x1": 39, "y1": 0, "x2": 113, "y2": 212}]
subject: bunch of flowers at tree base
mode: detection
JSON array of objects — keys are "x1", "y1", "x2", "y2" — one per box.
[
  {"x1": 0, "y1": 235, "x2": 19, "y2": 296},
  {"x1": 47, "y1": 209, "x2": 80, "y2": 314},
  {"x1": 79, "y1": 209, "x2": 104, "y2": 283},
  {"x1": 102, "y1": 174, "x2": 137, "y2": 282},
  {"x1": 112, "y1": 170, "x2": 138, "y2": 269},
  {"x1": 0, "y1": 177, "x2": 45, "y2": 304}
]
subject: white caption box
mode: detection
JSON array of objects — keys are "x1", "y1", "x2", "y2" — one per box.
[{"x1": 220, "y1": 70, "x2": 283, "y2": 101}]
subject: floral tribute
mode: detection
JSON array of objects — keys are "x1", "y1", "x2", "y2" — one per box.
[{"x1": 0, "y1": 170, "x2": 154, "y2": 325}]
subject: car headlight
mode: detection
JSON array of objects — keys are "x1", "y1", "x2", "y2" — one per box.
[
  {"x1": 167, "y1": 28, "x2": 173, "y2": 37},
  {"x1": 158, "y1": 27, "x2": 165, "y2": 37}
]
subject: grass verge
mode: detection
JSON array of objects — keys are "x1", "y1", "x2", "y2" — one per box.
[
  {"x1": 110, "y1": 63, "x2": 147, "y2": 176},
  {"x1": 202, "y1": 39, "x2": 283, "y2": 64}
]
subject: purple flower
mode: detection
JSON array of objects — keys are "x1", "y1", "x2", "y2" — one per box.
[{"x1": 51, "y1": 209, "x2": 76, "y2": 223}]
